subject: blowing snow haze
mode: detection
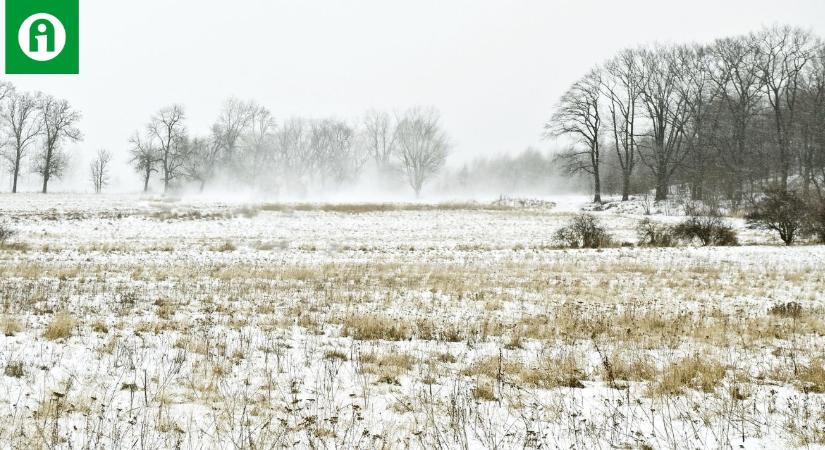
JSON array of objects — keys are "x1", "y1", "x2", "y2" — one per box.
[
  {"x1": 4, "y1": 2, "x2": 825, "y2": 448},
  {"x1": 1, "y1": 0, "x2": 824, "y2": 198}
]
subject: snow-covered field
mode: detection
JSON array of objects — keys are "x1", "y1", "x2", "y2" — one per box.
[{"x1": 0, "y1": 194, "x2": 824, "y2": 449}]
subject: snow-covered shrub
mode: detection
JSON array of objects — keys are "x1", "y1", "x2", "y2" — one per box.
[
  {"x1": 635, "y1": 218, "x2": 677, "y2": 247},
  {"x1": 554, "y1": 214, "x2": 612, "y2": 249},
  {"x1": 674, "y1": 212, "x2": 738, "y2": 246}
]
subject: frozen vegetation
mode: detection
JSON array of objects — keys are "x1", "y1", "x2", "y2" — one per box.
[{"x1": 0, "y1": 193, "x2": 824, "y2": 449}]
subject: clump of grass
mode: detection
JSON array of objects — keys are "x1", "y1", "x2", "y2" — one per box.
[
  {"x1": 91, "y1": 320, "x2": 109, "y2": 333},
  {"x1": 213, "y1": 241, "x2": 237, "y2": 252},
  {"x1": 769, "y1": 302, "x2": 803, "y2": 319},
  {"x1": 43, "y1": 312, "x2": 77, "y2": 341},
  {"x1": 2, "y1": 316, "x2": 23, "y2": 336},
  {"x1": 360, "y1": 351, "x2": 417, "y2": 385},
  {"x1": 650, "y1": 355, "x2": 726, "y2": 396},
  {"x1": 342, "y1": 315, "x2": 412, "y2": 341},
  {"x1": 797, "y1": 359, "x2": 825, "y2": 393},
  {"x1": 603, "y1": 351, "x2": 659, "y2": 382},
  {"x1": 518, "y1": 355, "x2": 586, "y2": 389},
  {"x1": 463, "y1": 353, "x2": 586, "y2": 389},
  {"x1": 4, "y1": 360, "x2": 24, "y2": 378},
  {"x1": 324, "y1": 349, "x2": 348, "y2": 361},
  {"x1": 472, "y1": 381, "x2": 497, "y2": 401}
]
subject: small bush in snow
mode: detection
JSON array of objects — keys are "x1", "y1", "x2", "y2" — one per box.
[
  {"x1": 674, "y1": 213, "x2": 738, "y2": 247},
  {"x1": 0, "y1": 221, "x2": 16, "y2": 245},
  {"x1": 746, "y1": 188, "x2": 807, "y2": 246},
  {"x1": 636, "y1": 218, "x2": 677, "y2": 247},
  {"x1": 554, "y1": 214, "x2": 612, "y2": 249}
]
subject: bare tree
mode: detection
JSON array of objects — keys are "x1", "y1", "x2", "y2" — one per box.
[
  {"x1": 215, "y1": 97, "x2": 256, "y2": 168},
  {"x1": 183, "y1": 131, "x2": 223, "y2": 192},
  {"x1": 707, "y1": 34, "x2": 766, "y2": 202},
  {"x1": 0, "y1": 82, "x2": 13, "y2": 103},
  {"x1": 602, "y1": 50, "x2": 641, "y2": 201},
  {"x1": 275, "y1": 117, "x2": 314, "y2": 192},
  {"x1": 675, "y1": 44, "x2": 722, "y2": 201},
  {"x1": 89, "y1": 149, "x2": 112, "y2": 193},
  {"x1": 756, "y1": 26, "x2": 817, "y2": 189},
  {"x1": 802, "y1": 43, "x2": 825, "y2": 198},
  {"x1": 128, "y1": 131, "x2": 159, "y2": 192},
  {"x1": 147, "y1": 105, "x2": 187, "y2": 193},
  {"x1": 546, "y1": 69, "x2": 604, "y2": 203},
  {"x1": 241, "y1": 106, "x2": 276, "y2": 187},
  {"x1": 1, "y1": 90, "x2": 42, "y2": 193},
  {"x1": 637, "y1": 45, "x2": 692, "y2": 201},
  {"x1": 395, "y1": 107, "x2": 450, "y2": 197},
  {"x1": 363, "y1": 110, "x2": 397, "y2": 172},
  {"x1": 310, "y1": 119, "x2": 365, "y2": 187},
  {"x1": 35, "y1": 95, "x2": 82, "y2": 193}
]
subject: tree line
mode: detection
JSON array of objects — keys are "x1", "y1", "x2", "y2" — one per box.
[
  {"x1": 547, "y1": 25, "x2": 825, "y2": 206},
  {"x1": 0, "y1": 82, "x2": 82, "y2": 194},
  {"x1": 127, "y1": 102, "x2": 451, "y2": 197}
]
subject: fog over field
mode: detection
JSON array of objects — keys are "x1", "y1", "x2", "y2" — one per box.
[
  {"x1": 1, "y1": 0, "x2": 824, "y2": 199},
  {"x1": 2, "y1": 1, "x2": 825, "y2": 449}
]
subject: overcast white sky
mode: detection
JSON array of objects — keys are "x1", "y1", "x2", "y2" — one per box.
[{"x1": 2, "y1": 0, "x2": 824, "y2": 191}]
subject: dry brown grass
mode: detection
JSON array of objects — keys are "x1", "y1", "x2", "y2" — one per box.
[
  {"x1": 360, "y1": 351, "x2": 417, "y2": 384},
  {"x1": 1, "y1": 316, "x2": 23, "y2": 336},
  {"x1": 603, "y1": 351, "x2": 659, "y2": 382},
  {"x1": 259, "y1": 202, "x2": 514, "y2": 214},
  {"x1": 43, "y1": 312, "x2": 77, "y2": 341},
  {"x1": 463, "y1": 353, "x2": 586, "y2": 389},
  {"x1": 797, "y1": 358, "x2": 825, "y2": 393},
  {"x1": 517, "y1": 354, "x2": 586, "y2": 389},
  {"x1": 649, "y1": 355, "x2": 726, "y2": 396},
  {"x1": 342, "y1": 315, "x2": 412, "y2": 341},
  {"x1": 472, "y1": 381, "x2": 497, "y2": 401}
]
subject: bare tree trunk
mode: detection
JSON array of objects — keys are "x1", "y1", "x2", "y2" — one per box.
[
  {"x1": 621, "y1": 170, "x2": 630, "y2": 201},
  {"x1": 12, "y1": 156, "x2": 21, "y2": 194},
  {"x1": 42, "y1": 146, "x2": 52, "y2": 193},
  {"x1": 655, "y1": 169, "x2": 668, "y2": 201}
]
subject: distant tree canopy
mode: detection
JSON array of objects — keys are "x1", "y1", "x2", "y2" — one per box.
[
  {"x1": 128, "y1": 102, "x2": 452, "y2": 197},
  {"x1": 547, "y1": 25, "x2": 825, "y2": 206},
  {"x1": 0, "y1": 83, "x2": 82, "y2": 194}
]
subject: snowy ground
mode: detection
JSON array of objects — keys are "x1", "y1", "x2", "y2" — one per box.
[{"x1": 0, "y1": 193, "x2": 823, "y2": 449}]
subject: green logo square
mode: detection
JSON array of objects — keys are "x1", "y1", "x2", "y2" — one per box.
[{"x1": 5, "y1": 0, "x2": 79, "y2": 74}]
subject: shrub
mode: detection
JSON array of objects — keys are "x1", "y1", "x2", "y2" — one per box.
[
  {"x1": 0, "y1": 221, "x2": 16, "y2": 245},
  {"x1": 636, "y1": 218, "x2": 677, "y2": 247},
  {"x1": 554, "y1": 214, "x2": 612, "y2": 249},
  {"x1": 746, "y1": 188, "x2": 807, "y2": 246},
  {"x1": 673, "y1": 211, "x2": 738, "y2": 246}
]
